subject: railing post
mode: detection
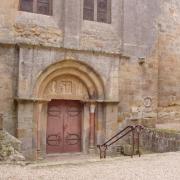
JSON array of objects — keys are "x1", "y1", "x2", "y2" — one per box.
[
  {"x1": 97, "y1": 145, "x2": 107, "y2": 159},
  {"x1": 135, "y1": 125, "x2": 144, "y2": 157},
  {"x1": 131, "y1": 127, "x2": 135, "y2": 158},
  {"x1": 0, "y1": 114, "x2": 3, "y2": 130},
  {"x1": 137, "y1": 130, "x2": 140, "y2": 157}
]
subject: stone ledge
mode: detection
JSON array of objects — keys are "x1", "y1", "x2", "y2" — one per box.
[
  {"x1": 14, "y1": 97, "x2": 50, "y2": 103},
  {"x1": 0, "y1": 41, "x2": 130, "y2": 59}
]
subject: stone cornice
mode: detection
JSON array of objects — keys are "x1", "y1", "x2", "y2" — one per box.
[
  {"x1": 15, "y1": 97, "x2": 119, "y2": 104},
  {"x1": 0, "y1": 41, "x2": 130, "y2": 59}
]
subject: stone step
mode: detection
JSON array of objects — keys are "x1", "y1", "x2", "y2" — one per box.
[{"x1": 28, "y1": 154, "x2": 131, "y2": 168}]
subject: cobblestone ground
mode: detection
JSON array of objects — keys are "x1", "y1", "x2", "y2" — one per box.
[{"x1": 0, "y1": 152, "x2": 180, "y2": 180}]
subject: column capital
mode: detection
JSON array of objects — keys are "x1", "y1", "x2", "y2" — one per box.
[
  {"x1": 90, "y1": 102, "x2": 97, "y2": 113},
  {"x1": 89, "y1": 101, "x2": 96, "y2": 152}
]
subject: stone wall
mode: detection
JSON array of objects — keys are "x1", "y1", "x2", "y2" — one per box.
[
  {"x1": 118, "y1": 56, "x2": 158, "y2": 129},
  {"x1": 141, "y1": 128, "x2": 180, "y2": 153},
  {"x1": 118, "y1": 0, "x2": 180, "y2": 131},
  {"x1": 17, "y1": 46, "x2": 120, "y2": 100},
  {"x1": 118, "y1": 0, "x2": 160, "y2": 129},
  {"x1": 80, "y1": 0, "x2": 122, "y2": 53},
  {"x1": 157, "y1": 0, "x2": 180, "y2": 128},
  {"x1": 0, "y1": 0, "x2": 122, "y2": 53},
  {"x1": 0, "y1": 46, "x2": 18, "y2": 135}
]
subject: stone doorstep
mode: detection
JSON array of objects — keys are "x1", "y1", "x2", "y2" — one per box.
[
  {"x1": 30, "y1": 144, "x2": 151, "y2": 167},
  {"x1": 2, "y1": 152, "x2": 180, "y2": 168},
  {"x1": 38, "y1": 153, "x2": 100, "y2": 166},
  {"x1": 28, "y1": 151, "x2": 180, "y2": 168},
  {"x1": 28, "y1": 153, "x2": 131, "y2": 168}
]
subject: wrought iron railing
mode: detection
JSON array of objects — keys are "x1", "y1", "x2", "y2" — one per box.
[{"x1": 97, "y1": 125, "x2": 144, "y2": 159}]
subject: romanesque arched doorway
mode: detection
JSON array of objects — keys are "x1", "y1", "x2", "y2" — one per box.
[{"x1": 33, "y1": 60, "x2": 105, "y2": 158}]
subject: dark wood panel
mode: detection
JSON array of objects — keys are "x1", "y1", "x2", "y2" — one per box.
[{"x1": 47, "y1": 100, "x2": 82, "y2": 154}]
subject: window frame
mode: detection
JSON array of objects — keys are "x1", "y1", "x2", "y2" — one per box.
[
  {"x1": 19, "y1": 0, "x2": 53, "y2": 16},
  {"x1": 83, "y1": 0, "x2": 111, "y2": 24}
]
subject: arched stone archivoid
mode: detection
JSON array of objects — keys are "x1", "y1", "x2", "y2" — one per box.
[
  {"x1": 33, "y1": 60, "x2": 105, "y2": 159},
  {"x1": 34, "y1": 60, "x2": 105, "y2": 100}
]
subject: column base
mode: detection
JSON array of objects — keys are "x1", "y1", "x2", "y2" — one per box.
[
  {"x1": 88, "y1": 147, "x2": 96, "y2": 154},
  {"x1": 36, "y1": 150, "x2": 45, "y2": 160}
]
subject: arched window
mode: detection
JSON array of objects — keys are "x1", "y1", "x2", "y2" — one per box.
[
  {"x1": 83, "y1": 0, "x2": 111, "y2": 23},
  {"x1": 20, "y1": 0, "x2": 52, "y2": 15}
]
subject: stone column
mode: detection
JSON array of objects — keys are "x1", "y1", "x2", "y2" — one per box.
[
  {"x1": 34, "y1": 101, "x2": 49, "y2": 160},
  {"x1": 89, "y1": 102, "x2": 96, "y2": 151},
  {"x1": 35, "y1": 102, "x2": 43, "y2": 160}
]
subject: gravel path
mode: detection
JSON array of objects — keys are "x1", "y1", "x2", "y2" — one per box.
[{"x1": 0, "y1": 152, "x2": 180, "y2": 180}]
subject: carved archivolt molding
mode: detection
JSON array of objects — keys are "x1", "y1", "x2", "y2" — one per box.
[
  {"x1": 44, "y1": 75, "x2": 89, "y2": 100},
  {"x1": 34, "y1": 60, "x2": 105, "y2": 100}
]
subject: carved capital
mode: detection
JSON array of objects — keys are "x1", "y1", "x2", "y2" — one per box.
[{"x1": 90, "y1": 102, "x2": 96, "y2": 114}]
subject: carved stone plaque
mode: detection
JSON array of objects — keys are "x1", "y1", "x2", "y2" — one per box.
[
  {"x1": 143, "y1": 97, "x2": 152, "y2": 108},
  {"x1": 58, "y1": 81, "x2": 72, "y2": 95},
  {"x1": 44, "y1": 76, "x2": 89, "y2": 100}
]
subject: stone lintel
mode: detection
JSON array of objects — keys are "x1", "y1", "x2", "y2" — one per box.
[
  {"x1": 15, "y1": 97, "x2": 120, "y2": 104},
  {"x1": 15, "y1": 43, "x2": 128, "y2": 59},
  {"x1": 83, "y1": 99, "x2": 119, "y2": 104},
  {"x1": 14, "y1": 97, "x2": 50, "y2": 103},
  {"x1": 0, "y1": 41, "x2": 132, "y2": 59}
]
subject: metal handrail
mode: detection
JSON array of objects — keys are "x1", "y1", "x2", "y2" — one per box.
[{"x1": 97, "y1": 125, "x2": 144, "y2": 159}]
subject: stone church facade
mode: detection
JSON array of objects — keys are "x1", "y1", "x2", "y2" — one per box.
[{"x1": 0, "y1": 0, "x2": 180, "y2": 159}]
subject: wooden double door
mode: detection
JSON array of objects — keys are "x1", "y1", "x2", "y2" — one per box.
[{"x1": 46, "y1": 100, "x2": 82, "y2": 154}]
